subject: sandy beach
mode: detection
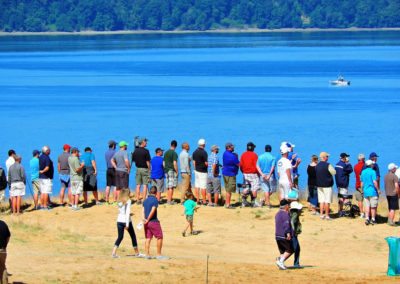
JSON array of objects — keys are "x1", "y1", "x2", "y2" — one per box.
[
  {"x1": 1, "y1": 191, "x2": 399, "y2": 283},
  {"x1": 0, "y1": 27, "x2": 400, "y2": 37}
]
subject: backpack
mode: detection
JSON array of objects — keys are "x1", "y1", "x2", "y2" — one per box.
[{"x1": 0, "y1": 168, "x2": 7, "y2": 190}]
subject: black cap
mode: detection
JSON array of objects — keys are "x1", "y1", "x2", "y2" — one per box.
[
  {"x1": 280, "y1": 199, "x2": 289, "y2": 207},
  {"x1": 32, "y1": 150, "x2": 40, "y2": 156},
  {"x1": 108, "y1": 140, "x2": 117, "y2": 146},
  {"x1": 247, "y1": 142, "x2": 256, "y2": 151},
  {"x1": 155, "y1": 147, "x2": 164, "y2": 153},
  {"x1": 340, "y1": 153, "x2": 350, "y2": 158},
  {"x1": 265, "y1": 145, "x2": 272, "y2": 152}
]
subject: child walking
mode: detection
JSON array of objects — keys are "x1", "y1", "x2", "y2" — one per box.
[
  {"x1": 182, "y1": 192, "x2": 199, "y2": 237},
  {"x1": 112, "y1": 188, "x2": 144, "y2": 258}
]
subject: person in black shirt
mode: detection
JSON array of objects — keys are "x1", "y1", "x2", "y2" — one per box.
[
  {"x1": 131, "y1": 138, "x2": 151, "y2": 204},
  {"x1": 307, "y1": 155, "x2": 319, "y2": 215},
  {"x1": 192, "y1": 139, "x2": 208, "y2": 205},
  {"x1": 0, "y1": 220, "x2": 10, "y2": 283}
]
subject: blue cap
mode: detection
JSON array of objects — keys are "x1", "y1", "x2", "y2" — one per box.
[
  {"x1": 369, "y1": 152, "x2": 379, "y2": 158},
  {"x1": 32, "y1": 150, "x2": 40, "y2": 156}
]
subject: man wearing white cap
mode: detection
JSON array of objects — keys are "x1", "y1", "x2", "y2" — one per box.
[
  {"x1": 315, "y1": 152, "x2": 336, "y2": 220},
  {"x1": 384, "y1": 163, "x2": 399, "y2": 226},
  {"x1": 361, "y1": 160, "x2": 380, "y2": 225},
  {"x1": 192, "y1": 139, "x2": 208, "y2": 205},
  {"x1": 277, "y1": 144, "x2": 293, "y2": 201}
]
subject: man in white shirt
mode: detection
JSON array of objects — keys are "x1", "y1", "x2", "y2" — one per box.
[
  {"x1": 5, "y1": 150, "x2": 16, "y2": 177},
  {"x1": 277, "y1": 144, "x2": 293, "y2": 201}
]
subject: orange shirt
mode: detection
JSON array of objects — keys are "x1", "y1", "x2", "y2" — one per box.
[{"x1": 240, "y1": 151, "x2": 258, "y2": 174}]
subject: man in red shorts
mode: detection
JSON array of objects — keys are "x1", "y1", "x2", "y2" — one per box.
[{"x1": 143, "y1": 186, "x2": 169, "y2": 260}]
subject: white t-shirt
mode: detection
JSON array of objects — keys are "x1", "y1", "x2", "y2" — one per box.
[{"x1": 277, "y1": 157, "x2": 292, "y2": 184}]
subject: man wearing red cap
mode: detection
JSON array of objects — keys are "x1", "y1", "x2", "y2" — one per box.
[{"x1": 58, "y1": 144, "x2": 72, "y2": 206}]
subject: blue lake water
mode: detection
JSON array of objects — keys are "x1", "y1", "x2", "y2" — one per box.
[{"x1": 1, "y1": 31, "x2": 399, "y2": 194}]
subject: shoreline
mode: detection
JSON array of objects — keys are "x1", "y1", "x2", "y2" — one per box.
[{"x1": 1, "y1": 27, "x2": 400, "y2": 36}]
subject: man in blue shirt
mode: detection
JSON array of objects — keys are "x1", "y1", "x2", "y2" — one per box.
[
  {"x1": 105, "y1": 140, "x2": 117, "y2": 204},
  {"x1": 222, "y1": 142, "x2": 239, "y2": 209},
  {"x1": 30, "y1": 150, "x2": 40, "y2": 210},
  {"x1": 257, "y1": 145, "x2": 276, "y2": 208},
  {"x1": 80, "y1": 147, "x2": 100, "y2": 206},
  {"x1": 286, "y1": 142, "x2": 301, "y2": 188},
  {"x1": 361, "y1": 160, "x2": 380, "y2": 225},
  {"x1": 150, "y1": 148, "x2": 165, "y2": 201}
]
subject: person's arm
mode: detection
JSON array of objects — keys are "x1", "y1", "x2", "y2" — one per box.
[
  {"x1": 395, "y1": 179, "x2": 400, "y2": 196},
  {"x1": 111, "y1": 156, "x2": 117, "y2": 169},
  {"x1": 40, "y1": 166, "x2": 49, "y2": 174},
  {"x1": 144, "y1": 206, "x2": 156, "y2": 225},
  {"x1": 173, "y1": 159, "x2": 178, "y2": 175},
  {"x1": 328, "y1": 164, "x2": 336, "y2": 176},
  {"x1": 7, "y1": 170, "x2": 11, "y2": 186},
  {"x1": 76, "y1": 159, "x2": 85, "y2": 173},
  {"x1": 373, "y1": 180, "x2": 380, "y2": 194},
  {"x1": 146, "y1": 161, "x2": 151, "y2": 172},
  {"x1": 57, "y1": 160, "x2": 61, "y2": 173},
  {"x1": 269, "y1": 165, "x2": 275, "y2": 178},
  {"x1": 286, "y1": 168, "x2": 293, "y2": 187},
  {"x1": 125, "y1": 158, "x2": 130, "y2": 174},
  {"x1": 91, "y1": 159, "x2": 97, "y2": 175}
]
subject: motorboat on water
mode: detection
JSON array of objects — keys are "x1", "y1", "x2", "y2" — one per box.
[{"x1": 330, "y1": 75, "x2": 350, "y2": 86}]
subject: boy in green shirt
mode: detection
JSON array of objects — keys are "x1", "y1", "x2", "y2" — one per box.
[{"x1": 182, "y1": 192, "x2": 199, "y2": 237}]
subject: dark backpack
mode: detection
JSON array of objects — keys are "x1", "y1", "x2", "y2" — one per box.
[{"x1": 0, "y1": 168, "x2": 6, "y2": 190}]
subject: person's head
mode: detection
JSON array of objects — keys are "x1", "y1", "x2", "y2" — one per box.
[
  {"x1": 369, "y1": 152, "x2": 379, "y2": 162},
  {"x1": 247, "y1": 142, "x2": 256, "y2": 152},
  {"x1": 139, "y1": 137, "x2": 148, "y2": 147},
  {"x1": 280, "y1": 145, "x2": 289, "y2": 157},
  {"x1": 170, "y1": 140, "x2": 177, "y2": 149},
  {"x1": 118, "y1": 188, "x2": 130, "y2": 204},
  {"x1": 280, "y1": 199, "x2": 289, "y2": 211},
  {"x1": 290, "y1": 201, "x2": 303, "y2": 212},
  {"x1": 388, "y1": 163, "x2": 397, "y2": 173},
  {"x1": 108, "y1": 140, "x2": 117, "y2": 149},
  {"x1": 358, "y1": 153, "x2": 365, "y2": 162},
  {"x1": 198, "y1": 138, "x2": 206, "y2": 149},
  {"x1": 340, "y1": 152, "x2": 350, "y2": 162},
  {"x1": 319, "y1": 152, "x2": 330, "y2": 162},
  {"x1": 287, "y1": 142, "x2": 295, "y2": 152},
  {"x1": 63, "y1": 144, "x2": 71, "y2": 152},
  {"x1": 8, "y1": 149, "x2": 15, "y2": 157},
  {"x1": 265, "y1": 145, "x2": 272, "y2": 153},
  {"x1": 365, "y1": 160, "x2": 374, "y2": 168},
  {"x1": 225, "y1": 142, "x2": 234, "y2": 152},
  {"x1": 185, "y1": 192, "x2": 194, "y2": 200},
  {"x1": 32, "y1": 149, "x2": 40, "y2": 158},
  {"x1": 42, "y1": 146, "x2": 50, "y2": 155},
  {"x1": 311, "y1": 155, "x2": 318, "y2": 163},
  {"x1": 155, "y1": 148, "x2": 164, "y2": 156},
  {"x1": 84, "y1": 147, "x2": 92, "y2": 153},
  {"x1": 119, "y1": 141, "x2": 128, "y2": 150},
  {"x1": 182, "y1": 142, "x2": 190, "y2": 151},
  {"x1": 211, "y1": 145, "x2": 219, "y2": 153},
  {"x1": 71, "y1": 147, "x2": 80, "y2": 156},
  {"x1": 149, "y1": 186, "x2": 157, "y2": 195},
  {"x1": 14, "y1": 155, "x2": 21, "y2": 163}
]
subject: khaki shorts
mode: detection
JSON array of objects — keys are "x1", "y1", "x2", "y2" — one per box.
[
  {"x1": 317, "y1": 187, "x2": 333, "y2": 204},
  {"x1": 39, "y1": 178, "x2": 53, "y2": 194},
  {"x1": 364, "y1": 196, "x2": 379, "y2": 208},
  {"x1": 136, "y1": 168, "x2": 149, "y2": 185},
  {"x1": 223, "y1": 175, "x2": 236, "y2": 193},
  {"x1": 354, "y1": 189, "x2": 363, "y2": 202},
  {"x1": 71, "y1": 181, "x2": 83, "y2": 195},
  {"x1": 32, "y1": 180, "x2": 40, "y2": 194}
]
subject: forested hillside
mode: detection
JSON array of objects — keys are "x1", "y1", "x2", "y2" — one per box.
[{"x1": 1, "y1": 0, "x2": 399, "y2": 32}]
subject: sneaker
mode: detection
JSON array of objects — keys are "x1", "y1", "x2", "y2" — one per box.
[
  {"x1": 325, "y1": 216, "x2": 332, "y2": 221},
  {"x1": 144, "y1": 255, "x2": 154, "y2": 260},
  {"x1": 365, "y1": 219, "x2": 370, "y2": 226},
  {"x1": 311, "y1": 211, "x2": 320, "y2": 216},
  {"x1": 320, "y1": 215, "x2": 325, "y2": 220},
  {"x1": 111, "y1": 254, "x2": 120, "y2": 259},
  {"x1": 293, "y1": 264, "x2": 302, "y2": 269},
  {"x1": 359, "y1": 213, "x2": 365, "y2": 219},
  {"x1": 156, "y1": 255, "x2": 170, "y2": 260},
  {"x1": 96, "y1": 201, "x2": 104, "y2": 205},
  {"x1": 167, "y1": 201, "x2": 176, "y2": 205},
  {"x1": 207, "y1": 203, "x2": 215, "y2": 207},
  {"x1": 72, "y1": 207, "x2": 81, "y2": 211},
  {"x1": 275, "y1": 260, "x2": 287, "y2": 270},
  {"x1": 370, "y1": 219, "x2": 377, "y2": 225},
  {"x1": 225, "y1": 205, "x2": 235, "y2": 209},
  {"x1": 135, "y1": 253, "x2": 146, "y2": 258}
]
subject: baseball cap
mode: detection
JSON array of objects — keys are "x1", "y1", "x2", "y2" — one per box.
[
  {"x1": 358, "y1": 153, "x2": 365, "y2": 160},
  {"x1": 388, "y1": 163, "x2": 398, "y2": 170},
  {"x1": 225, "y1": 142, "x2": 234, "y2": 148},
  {"x1": 138, "y1": 137, "x2": 148, "y2": 144},
  {"x1": 63, "y1": 144, "x2": 71, "y2": 151},
  {"x1": 279, "y1": 199, "x2": 289, "y2": 207},
  {"x1": 265, "y1": 145, "x2": 272, "y2": 152},
  {"x1": 247, "y1": 142, "x2": 256, "y2": 150},
  {"x1": 155, "y1": 147, "x2": 164, "y2": 153},
  {"x1": 365, "y1": 160, "x2": 373, "y2": 166},
  {"x1": 369, "y1": 152, "x2": 379, "y2": 158},
  {"x1": 32, "y1": 149, "x2": 40, "y2": 156},
  {"x1": 198, "y1": 138, "x2": 206, "y2": 146},
  {"x1": 340, "y1": 153, "x2": 350, "y2": 158},
  {"x1": 108, "y1": 140, "x2": 117, "y2": 146},
  {"x1": 280, "y1": 145, "x2": 289, "y2": 154},
  {"x1": 71, "y1": 147, "x2": 79, "y2": 153},
  {"x1": 211, "y1": 145, "x2": 219, "y2": 151},
  {"x1": 290, "y1": 201, "x2": 303, "y2": 210},
  {"x1": 319, "y1": 152, "x2": 330, "y2": 158},
  {"x1": 119, "y1": 141, "x2": 129, "y2": 147}
]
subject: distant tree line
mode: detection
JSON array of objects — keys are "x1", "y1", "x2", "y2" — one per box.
[{"x1": 1, "y1": 0, "x2": 399, "y2": 32}]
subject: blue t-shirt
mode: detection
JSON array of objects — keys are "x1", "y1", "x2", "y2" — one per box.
[
  {"x1": 39, "y1": 154, "x2": 54, "y2": 179},
  {"x1": 105, "y1": 149, "x2": 116, "y2": 169},
  {"x1": 288, "y1": 152, "x2": 300, "y2": 176},
  {"x1": 151, "y1": 156, "x2": 164, "y2": 179},
  {"x1": 257, "y1": 152, "x2": 276, "y2": 179},
  {"x1": 361, "y1": 167, "x2": 378, "y2": 197},
  {"x1": 30, "y1": 157, "x2": 39, "y2": 181},
  {"x1": 222, "y1": 150, "x2": 239, "y2": 177},
  {"x1": 143, "y1": 195, "x2": 159, "y2": 222},
  {"x1": 81, "y1": 152, "x2": 95, "y2": 168}
]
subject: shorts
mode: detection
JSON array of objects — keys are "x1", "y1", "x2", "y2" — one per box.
[
  {"x1": 32, "y1": 180, "x2": 40, "y2": 194},
  {"x1": 186, "y1": 215, "x2": 194, "y2": 222},
  {"x1": 317, "y1": 187, "x2": 333, "y2": 204},
  {"x1": 39, "y1": 179, "x2": 53, "y2": 194},
  {"x1": 243, "y1": 173, "x2": 260, "y2": 192},
  {"x1": 354, "y1": 189, "x2": 363, "y2": 202},
  {"x1": 136, "y1": 168, "x2": 149, "y2": 185},
  {"x1": 194, "y1": 171, "x2": 207, "y2": 189},
  {"x1": 223, "y1": 175, "x2": 236, "y2": 193},
  {"x1": 338, "y1": 187, "x2": 348, "y2": 196},
  {"x1": 71, "y1": 180, "x2": 83, "y2": 195},
  {"x1": 0, "y1": 190, "x2": 5, "y2": 202},
  {"x1": 206, "y1": 177, "x2": 221, "y2": 194},
  {"x1": 260, "y1": 178, "x2": 277, "y2": 193},
  {"x1": 278, "y1": 182, "x2": 291, "y2": 200},
  {"x1": 144, "y1": 221, "x2": 163, "y2": 239},
  {"x1": 276, "y1": 239, "x2": 293, "y2": 254},
  {"x1": 151, "y1": 178, "x2": 165, "y2": 193},
  {"x1": 166, "y1": 170, "x2": 178, "y2": 188},
  {"x1": 59, "y1": 174, "x2": 70, "y2": 187},
  {"x1": 106, "y1": 168, "x2": 116, "y2": 187},
  {"x1": 116, "y1": 171, "x2": 129, "y2": 189},
  {"x1": 364, "y1": 196, "x2": 379, "y2": 208},
  {"x1": 10, "y1": 182, "x2": 25, "y2": 197},
  {"x1": 387, "y1": 196, "x2": 399, "y2": 210}
]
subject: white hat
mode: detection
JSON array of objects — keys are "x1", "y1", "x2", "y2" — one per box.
[
  {"x1": 198, "y1": 138, "x2": 206, "y2": 146},
  {"x1": 290, "y1": 201, "x2": 303, "y2": 210},
  {"x1": 280, "y1": 145, "x2": 289, "y2": 154},
  {"x1": 365, "y1": 160, "x2": 373, "y2": 166},
  {"x1": 388, "y1": 163, "x2": 398, "y2": 171},
  {"x1": 358, "y1": 153, "x2": 365, "y2": 160}
]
